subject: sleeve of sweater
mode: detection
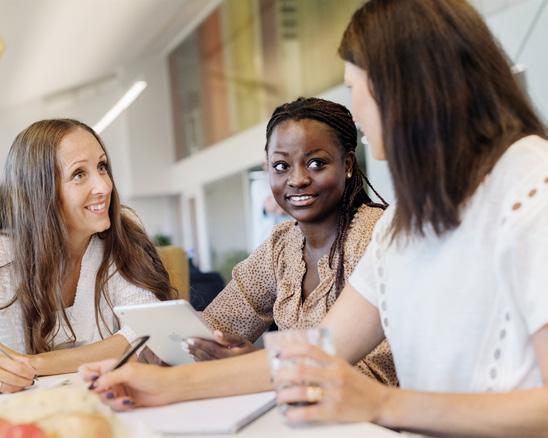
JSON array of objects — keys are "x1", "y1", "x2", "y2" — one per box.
[{"x1": 108, "y1": 272, "x2": 160, "y2": 344}]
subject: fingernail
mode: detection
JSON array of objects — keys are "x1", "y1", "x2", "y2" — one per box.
[
  {"x1": 214, "y1": 330, "x2": 223, "y2": 338},
  {"x1": 122, "y1": 399, "x2": 134, "y2": 406},
  {"x1": 88, "y1": 382, "x2": 96, "y2": 390},
  {"x1": 91, "y1": 374, "x2": 99, "y2": 382},
  {"x1": 106, "y1": 391, "x2": 115, "y2": 399},
  {"x1": 31, "y1": 380, "x2": 35, "y2": 386},
  {"x1": 181, "y1": 341, "x2": 189, "y2": 353},
  {"x1": 187, "y1": 338, "x2": 195, "y2": 346}
]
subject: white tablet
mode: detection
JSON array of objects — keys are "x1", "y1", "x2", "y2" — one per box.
[{"x1": 114, "y1": 300, "x2": 214, "y2": 366}]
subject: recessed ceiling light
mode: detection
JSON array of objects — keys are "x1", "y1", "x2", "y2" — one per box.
[{"x1": 93, "y1": 80, "x2": 147, "y2": 134}]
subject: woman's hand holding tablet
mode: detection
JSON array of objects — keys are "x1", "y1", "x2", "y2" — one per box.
[
  {"x1": 183, "y1": 330, "x2": 256, "y2": 361},
  {"x1": 113, "y1": 300, "x2": 214, "y2": 366}
]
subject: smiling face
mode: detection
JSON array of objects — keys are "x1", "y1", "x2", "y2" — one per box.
[
  {"x1": 267, "y1": 119, "x2": 352, "y2": 226},
  {"x1": 344, "y1": 62, "x2": 385, "y2": 161},
  {"x1": 56, "y1": 128, "x2": 113, "y2": 245}
]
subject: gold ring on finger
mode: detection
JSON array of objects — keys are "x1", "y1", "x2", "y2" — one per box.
[{"x1": 305, "y1": 385, "x2": 323, "y2": 403}]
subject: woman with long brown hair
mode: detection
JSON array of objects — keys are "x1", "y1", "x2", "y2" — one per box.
[
  {"x1": 266, "y1": 0, "x2": 548, "y2": 435},
  {"x1": 0, "y1": 119, "x2": 173, "y2": 393}
]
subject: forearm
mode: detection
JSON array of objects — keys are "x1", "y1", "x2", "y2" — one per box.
[
  {"x1": 168, "y1": 349, "x2": 272, "y2": 402},
  {"x1": 379, "y1": 386, "x2": 548, "y2": 437},
  {"x1": 31, "y1": 334, "x2": 128, "y2": 376}
]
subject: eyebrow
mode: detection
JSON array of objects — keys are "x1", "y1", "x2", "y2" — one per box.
[
  {"x1": 303, "y1": 148, "x2": 328, "y2": 157},
  {"x1": 270, "y1": 148, "x2": 331, "y2": 158},
  {"x1": 67, "y1": 153, "x2": 107, "y2": 170}
]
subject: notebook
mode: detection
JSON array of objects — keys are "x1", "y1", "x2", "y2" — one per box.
[{"x1": 119, "y1": 391, "x2": 276, "y2": 434}]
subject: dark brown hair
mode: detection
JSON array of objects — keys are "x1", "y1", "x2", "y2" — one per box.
[
  {"x1": 339, "y1": 0, "x2": 546, "y2": 237},
  {"x1": 265, "y1": 97, "x2": 386, "y2": 294},
  {"x1": 0, "y1": 119, "x2": 174, "y2": 354}
]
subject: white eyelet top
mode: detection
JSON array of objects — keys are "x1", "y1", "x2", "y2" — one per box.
[
  {"x1": 350, "y1": 135, "x2": 548, "y2": 393},
  {"x1": 0, "y1": 235, "x2": 159, "y2": 353}
]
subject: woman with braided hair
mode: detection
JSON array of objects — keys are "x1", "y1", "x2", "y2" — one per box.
[
  {"x1": 192, "y1": 97, "x2": 392, "y2": 373},
  {"x1": 79, "y1": 96, "x2": 397, "y2": 410}
]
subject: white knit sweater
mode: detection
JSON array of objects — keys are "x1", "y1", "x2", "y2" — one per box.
[{"x1": 0, "y1": 235, "x2": 158, "y2": 353}]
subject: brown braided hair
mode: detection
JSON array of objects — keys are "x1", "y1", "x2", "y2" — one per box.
[{"x1": 265, "y1": 97, "x2": 386, "y2": 295}]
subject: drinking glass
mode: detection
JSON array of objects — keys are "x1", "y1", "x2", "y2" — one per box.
[{"x1": 264, "y1": 327, "x2": 334, "y2": 409}]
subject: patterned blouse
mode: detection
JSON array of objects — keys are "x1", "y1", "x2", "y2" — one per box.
[{"x1": 203, "y1": 204, "x2": 398, "y2": 386}]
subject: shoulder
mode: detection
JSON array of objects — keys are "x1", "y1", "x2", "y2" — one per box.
[
  {"x1": 490, "y1": 136, "x2": 548, "y2": 228},
  {"x1": 492, "y1": 136, "x2": 548, "y2": 188},
  {"x1": 348, "y1": 204, "x2": 384, "y2": 243},
  {"x1": 267, "y1": 219, "x2": 299, "y2": 248},
  {"x1": 342, "y1": 204, "x2": 385, "y2": 270},
  {"x1": 0, "y1": 234, "x2": 14, "y2": 267}
]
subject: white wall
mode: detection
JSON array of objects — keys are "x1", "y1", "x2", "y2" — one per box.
[
  {"x1": 1, "y1": 0, "x2": 546, "y2": 271},
  {"x1": 0, "y1": 78, "x2": 132, "y2": 195},
  {"x1": 126, "y1": 194, "x2": 181, "y2": 244},
  {"x1": 204, "y1": 172, "x2": 250, "y2": 266},
  {"x1": 486, "y1": 0, "x2": 548, "y2": 122}
]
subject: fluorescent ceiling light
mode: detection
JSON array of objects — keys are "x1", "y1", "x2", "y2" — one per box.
[{"x1": 93, "y1": 80, "x2": 147, "y2": 134}]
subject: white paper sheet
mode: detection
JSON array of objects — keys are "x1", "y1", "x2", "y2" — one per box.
[{"x1": 119, "y1": 391, "x2": 276, "y2": 435}]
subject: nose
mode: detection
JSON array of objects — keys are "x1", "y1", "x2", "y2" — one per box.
[
  {"x1": 287, "y1": 166, "x2": 311, "y2": 188},
  {"x1": 91, "y1": 171, "x2": 112, "y2": 196}
]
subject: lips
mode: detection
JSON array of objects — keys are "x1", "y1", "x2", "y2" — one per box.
[
  {"x1": 85, "y1": 201, "x2": 108, "y2": 214},
  {"x1": 285, "y1": 194, "x2": 318, "y2": 207}
]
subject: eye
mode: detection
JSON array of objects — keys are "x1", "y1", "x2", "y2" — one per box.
[
  {"x1": 272, "y1": 161, "x2": 288, "y2": 172},
  {"x1": 72, "y1": 169, "x2": 86, "y2": 182},
  {"x1": 308, "y1": 159, "x2": 326, "y2": 169},
  {"x1": 98, "y1": 160, "x2": 109, "y2": 173}
]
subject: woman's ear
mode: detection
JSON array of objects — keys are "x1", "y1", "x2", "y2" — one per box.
[{"x1": 345, "y1": 151, "x2": 356, "y2": 179}]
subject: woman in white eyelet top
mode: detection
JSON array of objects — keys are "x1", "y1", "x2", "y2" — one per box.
[
  {"x1": 350, "y1": 135, "x2": 548, "y2": 393},
  {"x1": 268, "y1": 1, "x2": 548, "y2": 435}
]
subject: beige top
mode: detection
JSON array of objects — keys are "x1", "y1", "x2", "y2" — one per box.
[{"x1": 203, "y1": 204, "x2": 397, "y2": 385}]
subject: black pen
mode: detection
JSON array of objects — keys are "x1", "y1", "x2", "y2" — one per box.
[{"x1": 88, "y1": 335, "x2": 149, "y2": 390}]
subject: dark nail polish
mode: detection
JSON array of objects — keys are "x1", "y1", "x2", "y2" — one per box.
[
  {"x1": 91, "y1": 375, "x2": 99, "y2": 382},
  {"x1": 106, "y1": 391, "x2": 114, "y2": 399},
  {"x1": 122, "y1": 399, "x2": 134, "y2": 406},
  {"x1": 88, "y1": 382, "x2": 96, "y2": 390}
]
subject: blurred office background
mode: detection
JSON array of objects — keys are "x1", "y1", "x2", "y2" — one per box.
[{"x1": 0, "y1": 0, "x2": 546, "y2": 286}]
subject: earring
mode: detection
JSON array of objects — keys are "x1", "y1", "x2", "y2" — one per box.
[{"x1": 346, "y1": 172, "x2": 352, "y2": 179}]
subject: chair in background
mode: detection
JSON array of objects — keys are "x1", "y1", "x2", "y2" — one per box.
[
  {"x1": 156, "y1": 245, "x2": 190, "y2": 300},
  {"x1": 188, "y1": 262, "x2": 225, "y2": 311}
]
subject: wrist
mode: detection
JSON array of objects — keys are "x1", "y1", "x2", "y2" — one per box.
[
  {"x1": 28, "y1": 353, "x2": 45, "y2": 376},
  {"x1": 374, "y1": 384, "x2": 399, "y2": 428},
  {"x1": 163, "y1": 365, "x2": 188, "y2": 404}
]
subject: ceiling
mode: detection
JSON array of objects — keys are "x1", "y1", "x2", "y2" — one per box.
[
  {"x1": 0, "y1": 0, "x2": 214, "y2": 110},
  {"x1": 0, "y1": 0, "x2": 530, "y2": 111}
]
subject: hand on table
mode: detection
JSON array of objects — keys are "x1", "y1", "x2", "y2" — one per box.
[
  {"x1": 183, "y1": 330, "x2": 256, "y2": 361},
  {"x1": 273, "y1": 344, "x2": 390, "y2": 425},
  {"x1": 78, "y1": 360, "x2": 177, "y2": 411},
  {"x1": 0, "y1": 343, "x2": 36, "y2": 394}
]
